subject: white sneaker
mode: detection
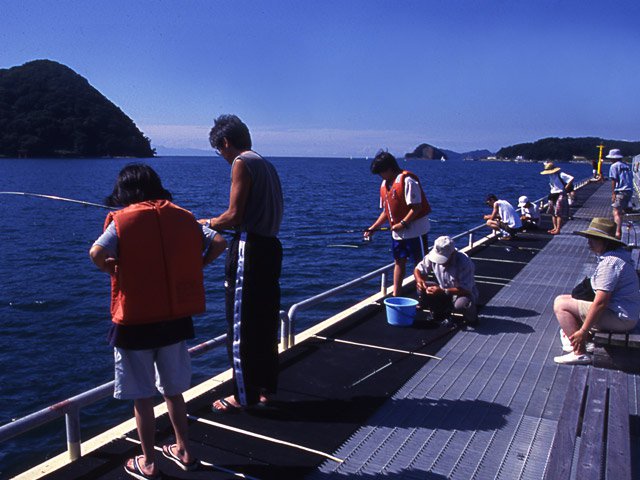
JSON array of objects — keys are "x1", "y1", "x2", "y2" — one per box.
[
  {"x1": 554, "y1": 352, "x2": 592, "y2": 365},
  {"x1": 563, "y1": 342, "x2": 594, "y2": 353},
  {"x1": 560, "y1": 329, "x2": 571, "y2": 351},
  {"x1": 560, "y1": 329, "x2": 594, "y2": 353}
]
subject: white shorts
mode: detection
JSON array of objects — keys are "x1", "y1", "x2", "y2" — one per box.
[
  {"x1": 114, "y1": 341, "x2": 191, "y2": 400},
  {"x1": 575, "y1": 300, "x2": 637, "y2": 332}
]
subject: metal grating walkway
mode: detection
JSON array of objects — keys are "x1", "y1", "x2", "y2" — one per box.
[{"x1": 308, "y1": 182, "x2": 640, "y2": 479}]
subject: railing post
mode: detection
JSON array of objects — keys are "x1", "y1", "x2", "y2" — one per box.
[
  {"x1": 279, "y1": 310, "x2": 289, "y2": 351},
  {"x1": 468, "y1": 232, "x2": 474, "y2": 249},
  {"x1": 65, "y1": 408, "x2": 81, "y2": 461},
  {"x1": 380, "y1": 273, "x2": 387, "y2": 295}
]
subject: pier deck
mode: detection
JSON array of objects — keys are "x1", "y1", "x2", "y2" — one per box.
[{"x1": 18, "y1": 181, "x2": 639, "y2": 479}]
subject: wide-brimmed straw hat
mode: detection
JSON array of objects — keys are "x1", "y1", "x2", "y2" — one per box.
[
  {"x1": 540, "y1": 161, "x2": 561, "y2": 175},
  {"x1": 428, "y1": 235, "x2": 456, "y2": 264},
  {"x1": 606, "y1": 148, "x2": 624, "y2": 159},
  {"x1": 574, "y1": 217, "x2": 626, "y2": 246}
]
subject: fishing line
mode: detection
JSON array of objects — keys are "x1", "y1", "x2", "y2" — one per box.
[
  {"x1": 186, "y1": 414, "x2": 344, "y2": 463},
  {"x1": 0, "y1": 191, "x2": 116, "y2": 210},
  {"x1": 294, "y1": 227, "x2": 390, "y2": 237},
  {"x1": 0, "y1": 191, "x2": 237, "y2": 234},
  {"x1": 0, "y1": 192, "x2": 417, "y2": 243},
  {"x1": 312, "y1": 335, "x2": 442, "y2": 360}
]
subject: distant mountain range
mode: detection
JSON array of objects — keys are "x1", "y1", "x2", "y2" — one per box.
[
  {"x1": 407, "y1": 137, "x2": 640, "y2": 162},
  {"x1": 497, "y1": 137, "x2": 640, "y2": 161}
]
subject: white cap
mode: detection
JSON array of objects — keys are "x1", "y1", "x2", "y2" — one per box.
[
  {"x1": 518, "y1": 195, "x2": 529, "y2": 207},
  {"x1": 606, "y1": 148, "x2": 623, "y2": 159},
  {"x1": 427, "y1": 236, "x2": 455, "y2": 265}
]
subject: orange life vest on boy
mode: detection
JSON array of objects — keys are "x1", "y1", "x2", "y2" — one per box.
[
  {"x1": 103, "y1": 200, "x2": 205, "y2": 326},
  {"x1": 380, "y1": 170, "x2": 431, "y2": 226}
]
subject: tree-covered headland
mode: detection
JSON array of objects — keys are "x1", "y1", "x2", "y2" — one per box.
[
  {"x1": 497, "y1": 137, "x2": 640, "y2": 161},
  {"x1": 0, "y1": 60, "x2": 154, "y2": 158}
]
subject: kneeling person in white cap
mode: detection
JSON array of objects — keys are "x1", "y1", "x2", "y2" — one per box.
[
  {"x1": 414, "y1": 236, "x2": 479, "y2": 326},
  {"x1": 518, "y1": 195, "x2": 540, "y2": 230}
]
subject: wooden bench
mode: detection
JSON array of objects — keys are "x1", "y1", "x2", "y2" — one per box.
[
  {"x1": 592, "y1": 331, "x2": 640, "y2": 373},
  {"x1": 544, "y1": 367, "x2": 631, "y2": 480}
]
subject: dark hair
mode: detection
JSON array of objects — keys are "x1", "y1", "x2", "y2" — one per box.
[
  {"x1": 105, "y1": 163, "x2": 172, "y2": 207},
  {"x1": 485, "y1": 194, "x2": 498, "y2": 203},
  {"x1": 370, "y1": 150, "x2": 401, "y2": 174},
  {"x1": 209, "y1": 114, "x2": 252, "y2": 150}
]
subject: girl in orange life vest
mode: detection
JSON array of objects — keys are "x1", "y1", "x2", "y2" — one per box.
[
  {"x1": 365, "y1": 151, "x2": 431, "y2": 296},
  {"x1": 89, "y1": 164, "x2": 226, "y2": 480}
]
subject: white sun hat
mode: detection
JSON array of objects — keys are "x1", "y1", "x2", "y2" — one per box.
[
  {"x1": 606, "y1": 148, "x2": 623, "y2": 159},
  {"x1": 518, "y1": 196, "x2": 529, "y2": 207}
]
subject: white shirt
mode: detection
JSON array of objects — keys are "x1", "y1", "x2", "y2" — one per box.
[
  {"x1": 548, "y1": 171, "x2": 574, "y2": 194},
  {"x1": 495, "y1": 199, "x2": 522, "y2": 229}
]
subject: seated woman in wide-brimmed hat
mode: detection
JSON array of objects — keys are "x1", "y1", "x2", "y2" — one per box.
[{"x1": 553, "y1": 217, "x2": 640, "y2": 365}]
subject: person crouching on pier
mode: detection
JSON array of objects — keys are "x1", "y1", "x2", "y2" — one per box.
[
  {"x1": 365, "y1": 151, "x2": 431, "y2": 296},
  {"x1": 553, "y1": 218, "x2": 640, "y2": 365},
  {"x1": 484, "y1": 194, "x2": 522, "y2": 241},
  {"x1": 414, "y1": 236, "x2": 479, "y2": 327},
  {"x1": 518, "y1": 195, "x2": 540, "y2": 230},
  {"x1": 89, "y1": 164, "x2": 226, "y2": 479}
]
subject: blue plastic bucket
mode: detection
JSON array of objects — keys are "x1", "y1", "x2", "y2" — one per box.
[{"x1": 383, "y1": 297, "x2": 418, "y2": 326}]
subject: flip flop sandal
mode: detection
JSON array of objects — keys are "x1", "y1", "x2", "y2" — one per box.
[
  {"x1": 162, "y1": 444, "x2": 199, "y2": 471},
  {"x1": 211, "y1": 397, "x2": 242, "y2": 414},
  {"x1": 124, "y1": 455, "x2": 160, "y2": 480}
]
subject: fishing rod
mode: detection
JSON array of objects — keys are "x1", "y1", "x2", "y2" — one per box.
[
  {"x1": 0, "y1": 191, "x2": 238, "y2": 235},
  {"x1": 0, "y1": 191, "x2": 116, "y2": 210},
  {"x1": 0, "y1": 192, "x2": 409, "y2": 242},
  {"x1": 295, "y1": 227, "x2": 391, "y2": 237}
]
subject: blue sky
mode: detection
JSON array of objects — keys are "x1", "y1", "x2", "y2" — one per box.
[{"x1": 1, "y1": 0, "x2": 639, "y2": 157}]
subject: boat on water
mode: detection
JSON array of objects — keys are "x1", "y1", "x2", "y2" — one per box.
[{"x1": 2, "y1": 177, "x2": 639, "y2": 479}]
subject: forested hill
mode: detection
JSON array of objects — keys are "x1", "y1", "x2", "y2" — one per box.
[
  {"x1": 497, "y1": 137, "x2": 640, "y2": 161},
  {"x1": 0, "y1": 60, "x2": 154, "y2": 158}
]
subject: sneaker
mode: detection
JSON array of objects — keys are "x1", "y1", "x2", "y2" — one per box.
[
  {"x1": 560, "y1": 329, "x2": 593, "y2": 353},
  {"x1": 439, "y1": 318, "x2": 458, "y2": 329},
  {"x1": 562, "y1": 342, "x2": 594, "y2": 353},
  {"x1": 553, "y1": 352, "x2": 592, "y2": 365}
]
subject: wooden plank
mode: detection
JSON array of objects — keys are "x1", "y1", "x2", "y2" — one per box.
[
  {"x1": 543, "y1": 367, "x2": 589, "y2": 480},
  {"x1": 593, "y1": 346, "x2": 640, "y2": 374},
  {"x1": 576, "y1": 368, "x2": 608, "y2": 480},
  {"x1": 606, "y1": 371, "x2": 631, "y2": 480},
  {"x1": 593, "y1": 332, "x2": 640, "y2": 348}
]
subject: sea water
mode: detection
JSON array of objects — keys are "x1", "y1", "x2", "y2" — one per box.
[{"x1": 0, "y1": 156, "x2": 590, "y2": 475}]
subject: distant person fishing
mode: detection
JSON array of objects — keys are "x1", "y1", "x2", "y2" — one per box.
[
  {"x1": 606, "y1": 148, "x2": 633, "y2": 239},
  {"x1": 364, "y1": 151, "x2": 431, "y2": 297},
  {"x1": 540, "y1": 161, "x2": 574, "y2": 235}
]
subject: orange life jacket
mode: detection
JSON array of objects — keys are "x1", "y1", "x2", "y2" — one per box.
[
  {"x1": 380, "y1": 170, "x2": 431, "y2": 226},
  {"x1": 103, "y1": 200, "x2": 205, "y2": 326}
]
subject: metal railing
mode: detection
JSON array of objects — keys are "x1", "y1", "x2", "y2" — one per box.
[
  {"x1": 0, "y1": 177, "x2": 591, "y2": 465},
  {"x1": 0, "y1": 334, "x2": 227, "y2": 461},
  {"x1": 281, "y1": 262, "x2": 395, "y2": 348}
]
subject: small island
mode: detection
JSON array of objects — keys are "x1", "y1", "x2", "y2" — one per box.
[{"x1": 0, "y1": 60, "x2": 154, "y2": 158}]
